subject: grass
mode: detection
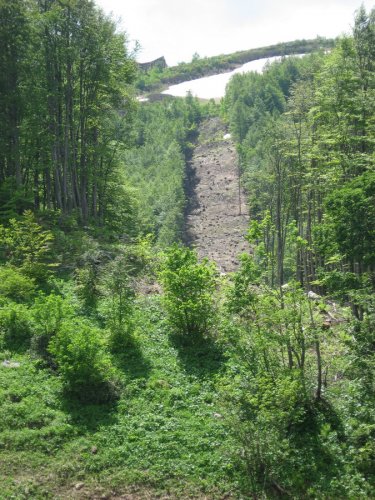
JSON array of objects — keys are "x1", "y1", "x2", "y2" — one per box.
[{"x1": 0, "y1": 296, "x2": 239, "y2": 499}]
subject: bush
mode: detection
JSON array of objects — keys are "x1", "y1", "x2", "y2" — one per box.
[
  {"x1": 160, "y1": 245, "x2": 217, "y2": 339},
  {"x1": 0, "y1": 210, "x2": 55, "y2": 282},
  {"x1": 0, "y1": 301, "x2": 33, "y2": 350},
  {"x1": 48, "y1": 319, "x2": 118, "y2": 403},
  {"x1": 30, "y1": 293, "x2": 74, "y2": 361},
  {"x1": 99, "y1": 255, "x2": 135, "y2": 352},
  {"x1": 0, "y1": 266, "x2": 36, "y2": 302},
  {"x1": 74, "y1": 237, "x2": 104, "y2": 312},
  {"x1": 75, "y1": 265, "x2": 100, "y2": 312}
]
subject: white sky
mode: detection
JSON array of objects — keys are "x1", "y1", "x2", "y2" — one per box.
[{"x1": 95, "y1": 0, "x2": 375, "y2": 65}]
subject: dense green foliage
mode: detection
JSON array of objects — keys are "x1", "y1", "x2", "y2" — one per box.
[
  {"x1": 223, "y1": 258, "x2": 375, "y2": 497},
  {"x1": 0, "y1": 2, "x2": 374, "y2": 498},
  {"x1": 48, "y1": 318, "x2": 117, "y2": 402},
  {"x1": 0, "y1": 210, "x2": 54, "y2": 281},
  {"x1": 224, "y1": 6, "x2": 375, "y2": 301},
  {"x1": 0, "y1": 0, "x2": 136, "y2": 225},
  {"x1": 160, "y1": 245, "x2": 218, "y2": 338},
  {"x1": 221, "y1": 5, "x2": 375, "y2": 496},
  {"x1": 123, "y1": 94, "x2": 202, "y2": 246},
  {"x1": 137, "y1": 37, "x2": 335, "y2": 92}
]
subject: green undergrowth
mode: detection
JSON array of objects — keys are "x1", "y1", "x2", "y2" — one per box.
[{"x1": 0, "y1": 296, "x2": 238, "y2": 499}]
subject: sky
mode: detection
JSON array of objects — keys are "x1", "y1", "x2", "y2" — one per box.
[{"x1": 95, "y1": 0, "x2": 375, "y2": 65}]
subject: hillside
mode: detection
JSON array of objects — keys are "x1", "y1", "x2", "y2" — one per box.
[
  {"x1": 137, "y1": 37, "x2": 335, "y2": 91},
  {"x1": 185, "y1": 118, "x2": 249, "y2": 272},
  {"x1": 0, "y1": 297, "x2": 234, "y2": 499},
  {"x1": 0, "y1": 2, "x2": 375, "y2": 499}
]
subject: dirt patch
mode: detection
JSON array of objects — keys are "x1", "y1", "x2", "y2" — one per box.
[{"x1": 184, "y1": 117, "x2": 250, "y2": 272}]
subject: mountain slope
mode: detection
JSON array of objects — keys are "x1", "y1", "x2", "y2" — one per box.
[
  {"x1": 137, "y1": 37, "x2": 335, "y2": 91},
  {"x1": 185, "y1": 117, "x2": 250, "y2": 272}
]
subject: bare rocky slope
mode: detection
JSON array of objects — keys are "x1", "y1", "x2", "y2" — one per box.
[{"x1": 184, "y1": 117, "x2": 250, "y2": 272}]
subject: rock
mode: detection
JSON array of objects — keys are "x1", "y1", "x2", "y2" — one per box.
[
  {"x1": 91, "y1": 445, "x2": 98, "y2": 454},
  {"x1": 213, "y1": 412, "x2": 223, "y2": 419},
  {"x1": 2, "y1": 360, "x2": 21, "y2": 368},
  {"x1": 75, "y1": 482, "x2": 85, "y2": 491},
  {"x1": 308, "y1": 291, "x2": 321, "y2": 300}
]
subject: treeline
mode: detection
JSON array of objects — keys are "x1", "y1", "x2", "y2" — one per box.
[
  {"x1": 0, "y1": 0, "x2": 136, "y2": 225},
  {"x1": 224, "y1": 6, "x2": 375, "y2": 314},
  {"x1": 137, "y1": 37, "x2": 335, "y2": 92}
]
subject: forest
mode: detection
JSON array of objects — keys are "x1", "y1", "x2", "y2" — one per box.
[{"x1": 0, "y1": 1, "x2": 374, "y2": 498}]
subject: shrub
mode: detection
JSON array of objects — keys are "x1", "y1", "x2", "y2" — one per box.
[
  {"x1": 99, "y1": 255, "x2": 135, "y2": 351},
  {"x1": 0, "y1": 210, "x2": 55, "y2": 282},
  {"x1": 0, "y1": 266, "x2": 36, "y2": 302},
  {"x1": 160, "y1": 245, "x2": 217, "y2": 339},
  {"x1": 30, "y1": 293, "x2": 74, "y2": 361},
  {"x1": 0, "y1": 301, "x2": 33, "y2": 350},
  {"x1": 75, "y1": 265, "x2": 100, "y2": 312},
  {"x1": 48, "y1": 319, "x2": 117, "y2": 403},
  {"x1": 74, "y1": 237, "x2": 104, "y2": 312}
]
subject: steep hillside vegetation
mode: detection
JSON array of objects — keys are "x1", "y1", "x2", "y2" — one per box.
[{"x1": 0, "y1": 1, "x2": 374, "y2": 498}]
